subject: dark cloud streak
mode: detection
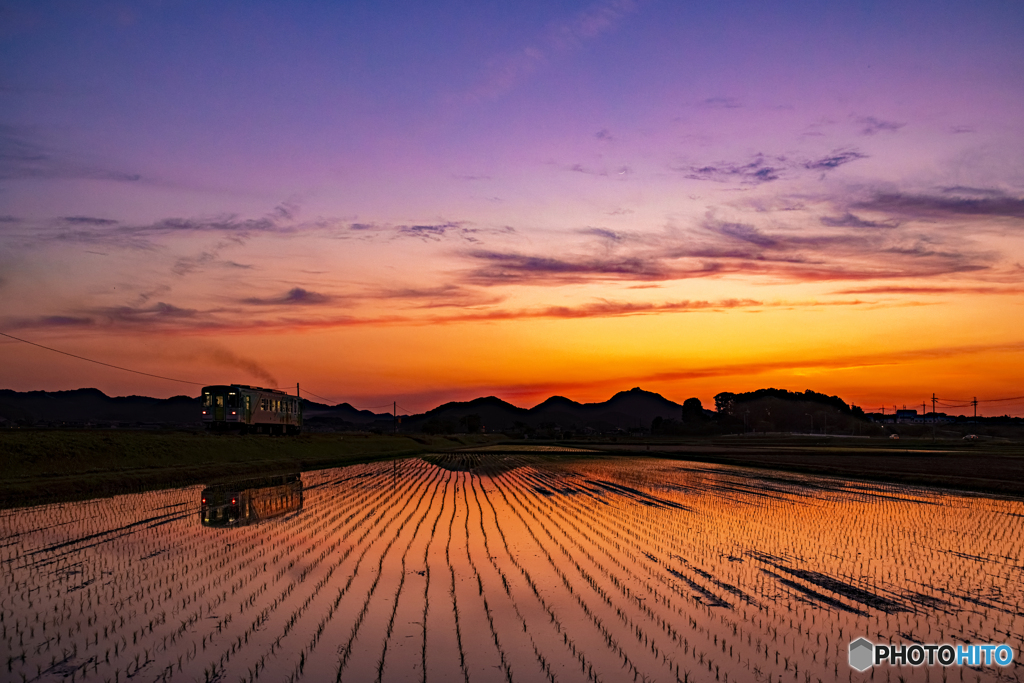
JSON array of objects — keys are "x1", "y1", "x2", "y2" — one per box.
[
  {"x1": 243, "y1": 287, "x2": 333, "y2": 306},
  {"x1": 853, "y1": 192, "x2": 1024, "y2": 219},
  {"x1": 856, "y1": 116, "x2": 905, "y2": 135}
]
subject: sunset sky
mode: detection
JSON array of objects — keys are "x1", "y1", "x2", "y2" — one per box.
[{"x1": 2, "y1": 0, "x2": 1023, "y2": 414}]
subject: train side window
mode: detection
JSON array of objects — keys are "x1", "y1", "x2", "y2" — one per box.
[{"x1": 244, "y1": 396, "x2": 251, "y2": 411}]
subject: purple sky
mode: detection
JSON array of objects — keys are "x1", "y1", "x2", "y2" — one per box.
[{"x1": 2, "y1": 0, "x2": 1024, "y2": 413}]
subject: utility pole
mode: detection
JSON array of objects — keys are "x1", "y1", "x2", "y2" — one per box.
[
  {"x1": 972, "y1": 397, "x2": 978, "y2": 419},
  {"x1": 931, "y1": 392, "x2": 937, "y2": 440},
  {"x1": 393, "y1": 401, "x2": 397, "y2": 435}
]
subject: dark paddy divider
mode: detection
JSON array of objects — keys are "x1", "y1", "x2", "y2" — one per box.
[
  {"x1": 577, "y1": 438, "x2": 1024, "y2": 499},
  {"x1": 0, "y1": 430, "x2": 504, "y2": 509}
]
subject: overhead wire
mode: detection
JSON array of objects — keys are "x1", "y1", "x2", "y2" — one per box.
[
  {"x1": 298, "y1": 388, "x2": 396, "y2": 412},
  {"x1": 0, "y1": 331, "x2": 206, "y2": 386}
]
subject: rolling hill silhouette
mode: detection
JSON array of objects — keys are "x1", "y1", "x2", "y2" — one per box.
[{"x1": 0, "y1": 386, "x2": 685, "y2": 432}]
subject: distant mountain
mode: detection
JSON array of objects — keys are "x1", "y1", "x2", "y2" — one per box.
[
  {"x1": 402, "y1": 387, "x2": 684, "y2": 433},
  {"x1": 0, "y1": 388, "x2": 396, "y2": 428},
  {"x1": 0, "y1": 388, "x2": 200, "y2": 426},
  {"x1": 0, "y1": 386, "x2": 684, "y2": 433}
]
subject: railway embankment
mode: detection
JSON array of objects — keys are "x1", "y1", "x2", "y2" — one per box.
[{"x1": 0, "y1": 430, "x2": 504, "y2": 508}]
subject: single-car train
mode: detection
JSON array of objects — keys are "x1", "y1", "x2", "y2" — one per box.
[{"x1": 201, "y1": 384, "x2": 302, "y2": 435}]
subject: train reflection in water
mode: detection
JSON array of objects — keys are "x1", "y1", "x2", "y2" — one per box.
[{"x1": 200, "y1": 474, "x2": 303, "y2": 527}]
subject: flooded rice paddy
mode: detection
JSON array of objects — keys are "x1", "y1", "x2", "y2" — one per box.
[{"x1": 3, "y1": 453, "x2": 1023, "y2": 683}]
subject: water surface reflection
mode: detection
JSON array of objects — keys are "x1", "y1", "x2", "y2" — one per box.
[
  {"x1": 199, "y1": 474, "x2": 303, "y2": 527},
  {"x1": 2, "y1": 455, "x2": 1021, "y2": 682}
]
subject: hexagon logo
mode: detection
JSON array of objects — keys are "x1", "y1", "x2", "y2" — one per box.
[{"x1": 849, "y1": 638, "x2": 874, "y2": 672}]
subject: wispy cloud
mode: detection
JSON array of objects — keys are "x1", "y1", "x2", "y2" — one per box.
[
  {"x1": 695, "y1": 96, "x2": 743, "y2": 109},
  {"x1": 569, "y1": 162, "x2": 632, "y2": 177},
  {"x1": 466, "y1": 0, "x2": 638, "y2": 100},
  {"x1": 461, "y1": 250, "x2": 675, "y2": 284},
  {"x1": 62, "y1": 216, "x2": 120, "y2": 226},
  {"x1": 680, "y1": 154, "x2": 783, "y2": 184},
  {"x1": 681, "y1": 149, "x2": 867, "y2": 185},
  {"x1": 4, "y1": 303, "x2": 203, "y2": 332},
  {"x1": 855, "y1": 116, "x2": 905, "y2": 136},
  {"x1": 819, "y1": 212, "x2": 896, "y2": 228},
  {"x1": 376, "y1": 284, "x2": 504, "y2": 309},
  {"x1": 4, "y1": 315, "x2": 96, "y2": 329},
  {"x1": 832, "y1": 285, "x2": 1024, "y2": 296},
  {"x1": 243, "y1": 287, "x2": 333, "y2": 306},
  {"x1": 455, "y1": 210, "x2": 995, "y2": 286},
  {"x1": 803, "y1": 149, "x2": 867, "y2": 170},
  {"x1": 853, "y1": 191, "x2": 1024, "y2": 219},
  {"x1": 640, "y1": 340, "x2": 1024, "y2": 386},
  {"x1": 711, "y1": 221, "x2": 778, "y2": 248},
  {"x1": 0, "y1": 125, "x2": 142, "y2": 182},
  {"x1": 396, "y1": 222, "x2": 478, "y2": 241},
  {"x1": 100, "y1": 302, "x2": 199, "y2": 322},
  {"x1": 579, "y1": 227, "x2": 628, "y2": 242}
]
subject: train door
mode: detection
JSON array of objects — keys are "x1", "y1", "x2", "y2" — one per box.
[{"x1": 214, "y1": 394, "x2": 225, "y2": 421}]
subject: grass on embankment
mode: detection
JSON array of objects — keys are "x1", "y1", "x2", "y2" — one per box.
[{"x1": 0, "y1": 429, "x2": 504, "y2": 508}]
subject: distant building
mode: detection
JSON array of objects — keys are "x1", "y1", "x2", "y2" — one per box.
[{"x1": 896, "y1": 409, "x2": 917, "y2": 423}]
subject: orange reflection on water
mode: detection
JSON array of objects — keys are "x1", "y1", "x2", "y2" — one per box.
[{"x1": 2, "y1": 454, "x2": 1021, "y2": 682}]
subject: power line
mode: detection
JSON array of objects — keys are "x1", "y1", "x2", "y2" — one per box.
[
  {"x1": 299, "y1": 389, "x2": 336, "y2": 403},
  {"x1": 0, "y1": 331, "x2": 205, "y2": 386},
  {"x1": 298, "y1": 388, "x2": 394, "y2": 411},
  {"x1": 938, "y1": 395, "x2": 1024, "y2": 404}
]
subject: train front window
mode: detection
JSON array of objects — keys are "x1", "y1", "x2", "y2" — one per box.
[
  {"x1": 215, "y1": 395, "x2": 224, "y2": 408},
  {"x1": 228, "y1": 392, "x2": 238, "y2": 408},
  {"x1": 203, "y1": 393, "x2": 212, "y2": 407}
]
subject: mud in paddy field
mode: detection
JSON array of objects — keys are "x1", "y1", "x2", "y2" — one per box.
[{"x1": 2, "y1": 453, "x2": 1022, "y2": 682}]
